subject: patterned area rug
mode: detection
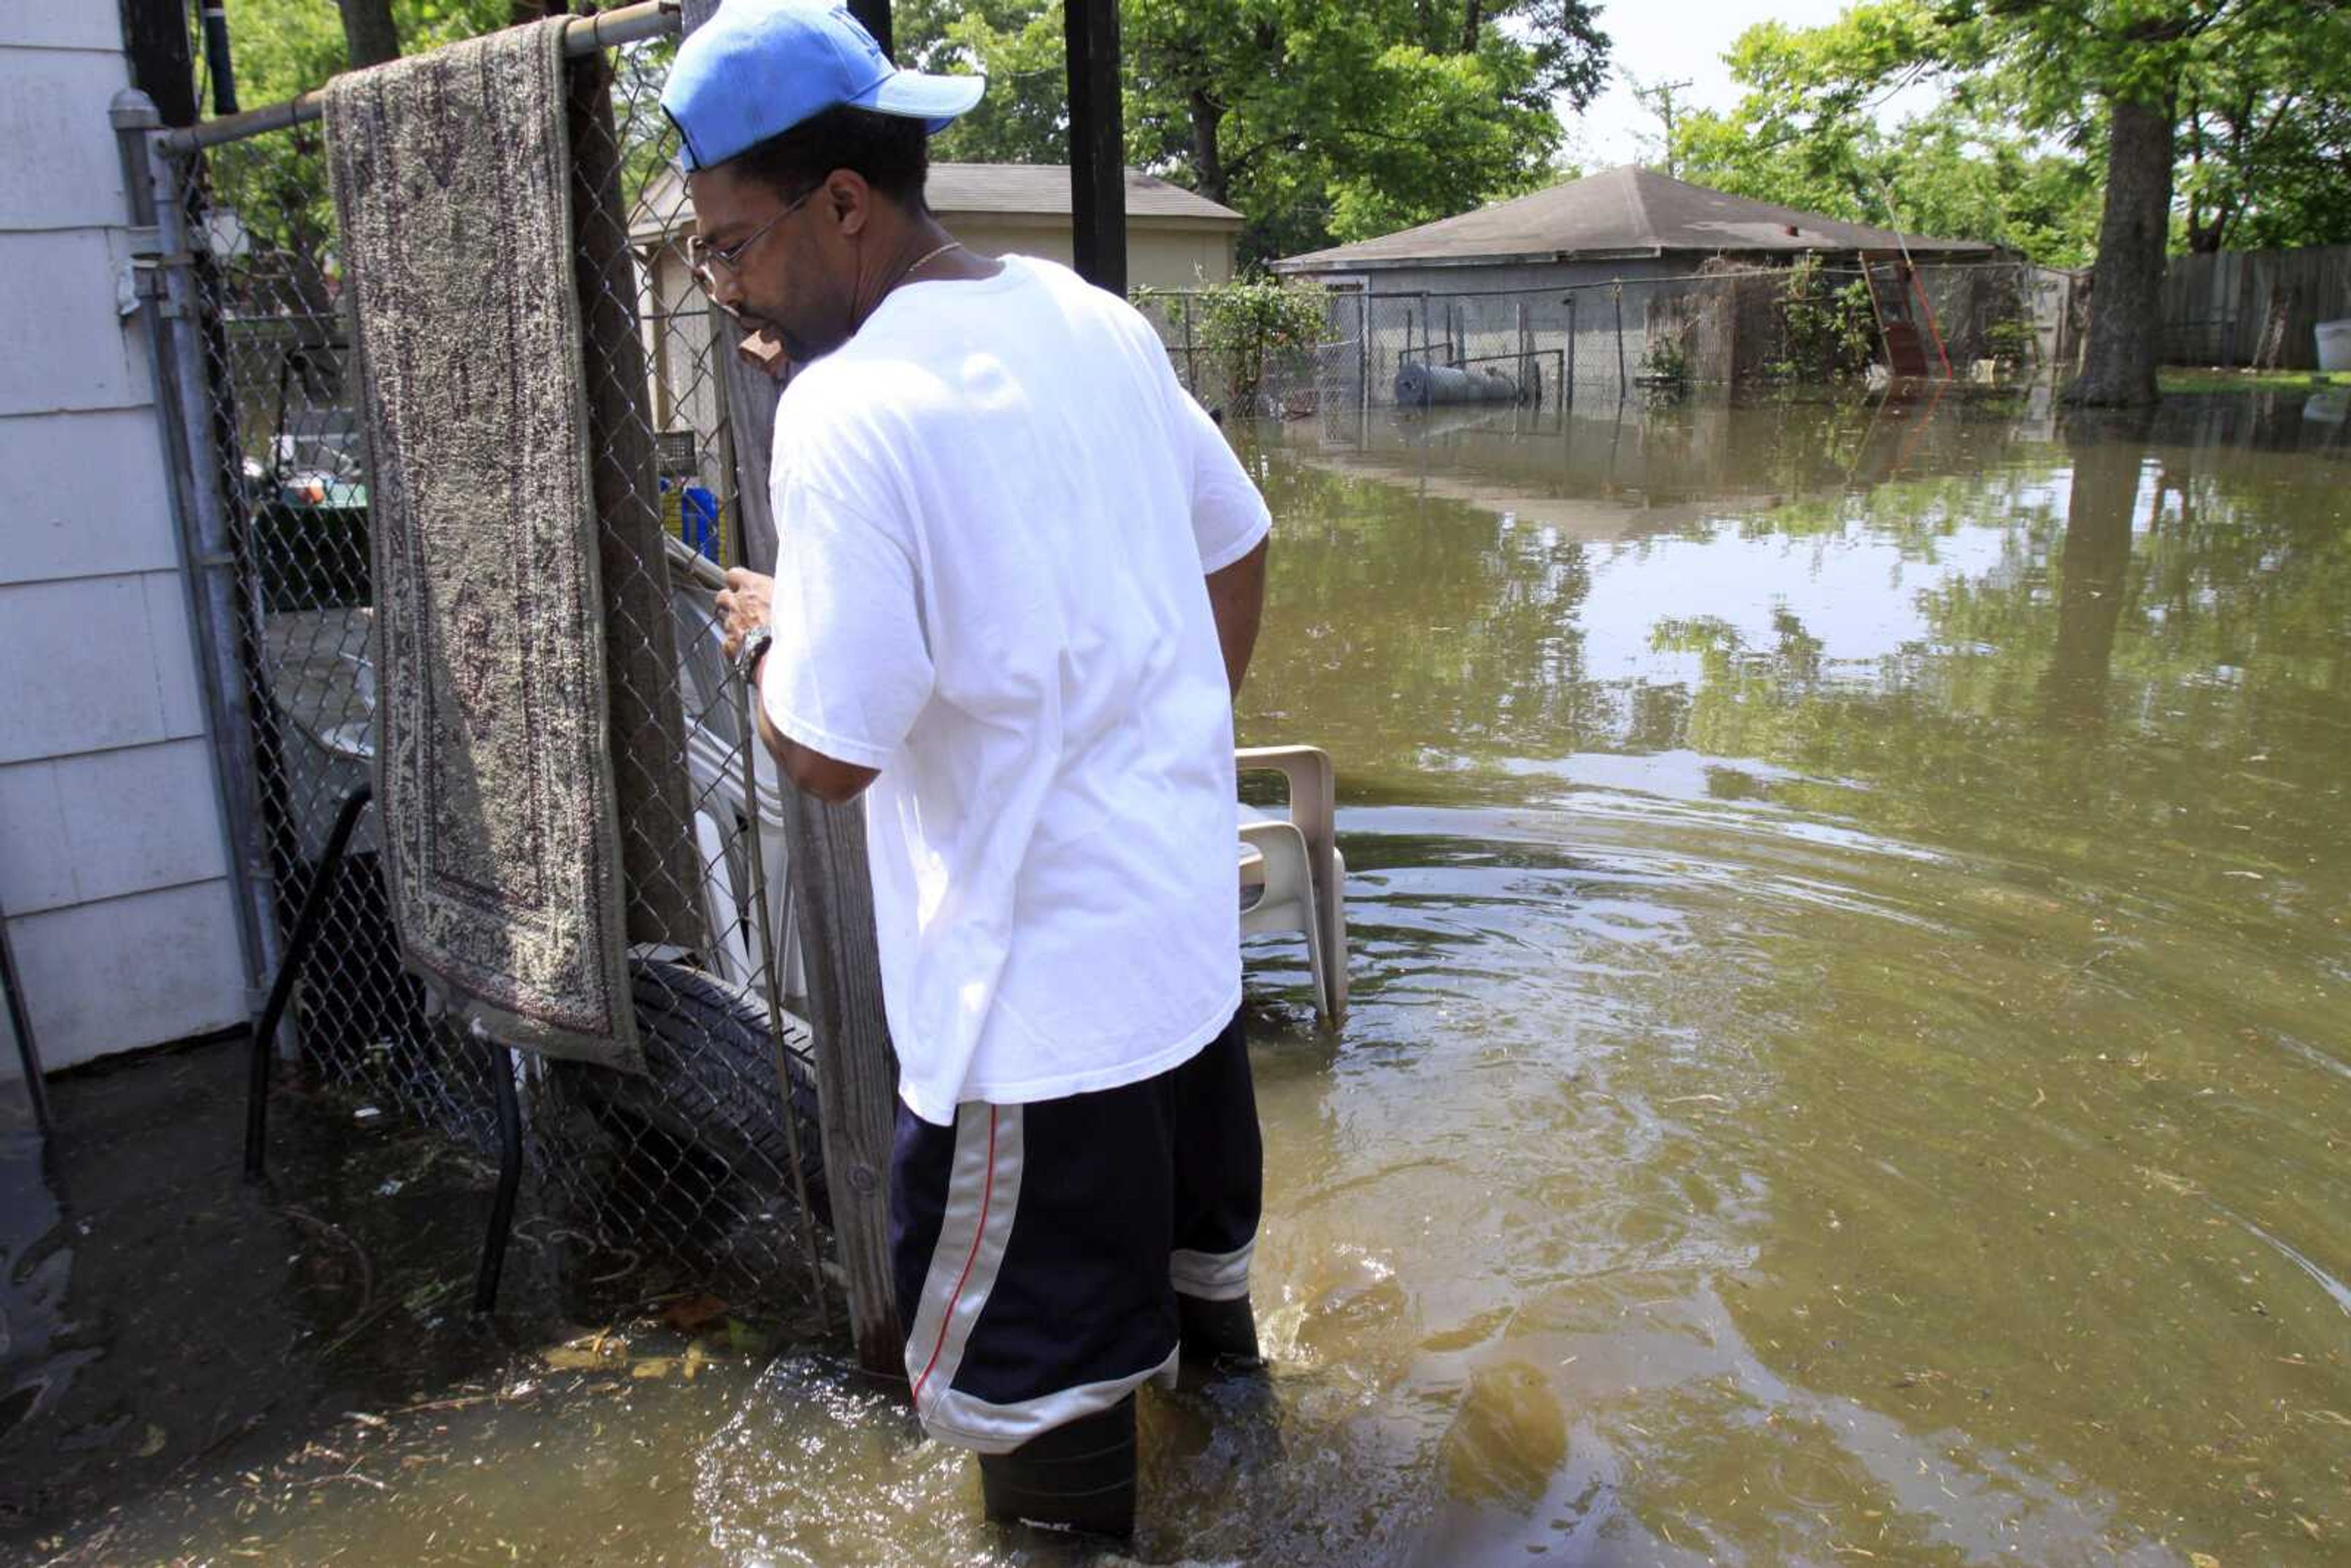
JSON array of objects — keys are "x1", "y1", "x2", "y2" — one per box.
[{"x1": 326, "y1": 20, "x2": 640, "y2": 1071}]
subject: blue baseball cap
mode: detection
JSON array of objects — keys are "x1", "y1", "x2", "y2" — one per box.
[{"x1": 662, "y1": 0, "x2": 985, "y2": 172}]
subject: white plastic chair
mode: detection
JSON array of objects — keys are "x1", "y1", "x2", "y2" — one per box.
[
  {"x1": 664, "y1": 542, "x2": 1346, "y2": 1026},
  {"x1": 1237, "y1": 745, "x2": 1348, "y2": 1024}
]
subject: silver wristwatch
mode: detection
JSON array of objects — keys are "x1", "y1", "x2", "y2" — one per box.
[{"x1": 735, "y1": 626, "x2": 774, "y2": 683}]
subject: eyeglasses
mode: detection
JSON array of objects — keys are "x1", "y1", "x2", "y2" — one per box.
[{"x1": 688, "y1": 185, "x2": 817, "y2": 285}]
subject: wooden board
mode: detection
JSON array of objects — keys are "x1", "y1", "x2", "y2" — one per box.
[{"x1": 680, "y1": 0, "x2": 906, "y2": 1379}]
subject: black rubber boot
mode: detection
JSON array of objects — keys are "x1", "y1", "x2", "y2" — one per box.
[
  {"x1": 1178, "y1": 1291, "x2": 1261, "y2": 1368},
  {"x1": 977, "y1": 1394, "x2": 1137, "y2": 1540}
]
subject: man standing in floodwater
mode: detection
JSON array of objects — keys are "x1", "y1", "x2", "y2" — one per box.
[{"x1": 669, "y1": 0, "x2": 1273, "y2": 1539}]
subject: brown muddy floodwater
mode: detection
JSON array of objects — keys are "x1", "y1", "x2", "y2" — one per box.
[{"x1": 17, "y1": 389, "x2": 2351, "y2": 1565}]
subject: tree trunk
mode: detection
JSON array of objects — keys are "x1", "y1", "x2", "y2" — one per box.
[
  {"x1": 2064, "y1": 94, "x2": 2173, "y2": 407},
  {"x1": 1187, "y1": 86, "x2": 1229, "y2": 205},
  {"x1": 2042, "y1": 413, "x2": 2149, "y2": 723},
  {"x1": 337, "y1": 0, "x2": 402, "y2": 67},
  {"x1": 1460, "y1": 0, "x2": 1483, "y2": 54}
]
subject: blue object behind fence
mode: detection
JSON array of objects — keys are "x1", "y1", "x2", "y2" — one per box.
[{"x1": 681, "y1": 486, "x2": 721, "y2": 562}]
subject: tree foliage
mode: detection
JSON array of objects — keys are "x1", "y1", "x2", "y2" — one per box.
[
  {"x1": 896, "y1": 0, "x2": 1074, "y2": 165},
  {"x1": 2173, "y1": 19, "x2": 2351, "y2": 252},
  {"x1": 898, "y1": 0, "x2": 1612, "y2": 263},
  {"x1": 200, "y1": 0, "x2": 512, "y2": 300},
  {"x1": 1670, "y1": 6, "x2": 2102, "y2": 264},
  {"x1": 220, "y1": 0, "x2": 508, "y2": 107},
  {"x1": 1672, "y1": 0, "x2": 2351, "y2": 266},
  {"x1": 1664, "y1": 0, "x2": 2351, "y2": 405}
]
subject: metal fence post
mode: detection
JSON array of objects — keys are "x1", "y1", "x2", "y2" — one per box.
[
  {"x1": 118, "y1": 92, "x2": 288, "y2": 1053},
  {"x1": 1566, "y1": 294, "x2": 1576, "y2": 406},
  {"x1": 1358, "y1": 292, "x2": 1370, "y2": 414},
  {"x1": 1613, "y1": 280, "x2": 1628, "y2": 401},
  {"x1": 1516, "y1": 300, "x2": 1529, "y2": 405},
  {"x1": 1, "y1": 888, "x2": 53, "y2": 1141},
  {"x1": 1182, "y1": 293, "x2": 1198, "y2": 396}
]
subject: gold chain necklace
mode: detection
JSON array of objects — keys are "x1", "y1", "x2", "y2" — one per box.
[
  {"x1": 857, "y1": 239, "x2": 967, "y2": 332},
  {"x1": 898, "y1": 239, "x2": 964, "y2": 283}
]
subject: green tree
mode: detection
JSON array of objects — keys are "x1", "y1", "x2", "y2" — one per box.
[
  {"x1": 1672, "y1": 0, "x2": 2351, "y2": 407},
  {"x1": 2175, "y1": 20, "x2": 2351, "y2": 252},
  {"x1": 203, "y1": 0, "x2": 510, "y2": 308},
  {"x1": 1671, "y1": 9, "x2": 2101, "y2": 264},
  {"x1": 1942, "y1": 0, "x2": 2326, "y2": 406},
  {"x1": 896, "y1": 0, "x2": 1073, "y2": 164}
]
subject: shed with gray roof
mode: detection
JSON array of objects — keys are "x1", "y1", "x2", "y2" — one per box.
[
  {"x1": 1270, "y1": 167, "x2": 2005, "y2": 405},
  {"x1": 1272, "y1": 165, "x2": 1995, "y2": 282}
]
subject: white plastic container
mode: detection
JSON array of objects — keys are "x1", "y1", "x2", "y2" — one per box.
[{"x1": 2317, "y1": 318, "x2": 2351, "y2": 373}]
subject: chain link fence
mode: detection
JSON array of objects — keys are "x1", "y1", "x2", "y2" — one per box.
[
  {"x1": 1141, "y1": 259, "x2": 2066, "y2": 418},
  {"x1": 172, "y1": 23, "x2": 828, "y2": 1315}
]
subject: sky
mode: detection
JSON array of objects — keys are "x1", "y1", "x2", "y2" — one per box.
[{"x1": 1568, "y1": 0, "x2": 1922, "y2": 170}]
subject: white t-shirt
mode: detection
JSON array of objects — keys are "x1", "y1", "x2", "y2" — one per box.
[{"x1": 757, "y1": 255, "x2": 1272, "y2": 1125}]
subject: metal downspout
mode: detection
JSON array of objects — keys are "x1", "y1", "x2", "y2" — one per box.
[{"x1": 111, "y1": 89, "x2": 290, "y2": 1053}]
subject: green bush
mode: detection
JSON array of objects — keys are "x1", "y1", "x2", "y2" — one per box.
[
  {"x1": 1135, "y1": 277, "x2": 1328, "y2": 411},
  {"x1": 1984, "y1": 318, "x2": 2036, "y2": 368},
  {"x1": 1776, "y1": 255, "x2": 1878, "y2": 381}
]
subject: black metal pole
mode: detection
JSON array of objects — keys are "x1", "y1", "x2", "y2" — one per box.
[
  {"x1": 0, "y1": 898, "x2": 53, "y2": 1142},
  {"x1": 244, "y1": 782, "x2": 370, "y2": 1182},
  {"x1": 125, "y1": 0, "x2": 200, "y2": 126},
  {"x1": 197, "y1": 1, "x2": 239, "y2": 114},
  {"x1": 844, "y1": 0, "x2": 891, "y2": 58},
  {"x1": 1063, "y1": 0, "x2": 1125, "y2": 293},
  {"x1": 473, "y1": 1035, "x2": 523, "y2": 1314},
  {"x1": 1357, "y1": 292, "x2": 1370, "y2": 413},
  {"x1": 1566, "y1": 296, "x2": 1575, "y2": 406},
  {"x1": 1614, "y1": 282, "x2": 1627, "y2": 401}
]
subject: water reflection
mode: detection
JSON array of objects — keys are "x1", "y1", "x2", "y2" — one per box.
[
  {"x1": 1235, "y1": 391, "x2": 2351, "y2": 1565},
  {"x1": 43, "y1": 391, "x2": 2349, "y2": 1566},
  {"x1": 2042, "y1": 414, "x2": 2148, "y2": 722}
]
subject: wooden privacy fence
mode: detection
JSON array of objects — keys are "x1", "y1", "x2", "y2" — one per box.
[{"x1": 2161, "y1": 244, "x2": 2351, "y2": 370}]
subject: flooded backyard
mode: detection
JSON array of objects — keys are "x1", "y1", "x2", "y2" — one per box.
[{"x1": 7, "y1": 388, "x2": 2349, "y2": 1564}]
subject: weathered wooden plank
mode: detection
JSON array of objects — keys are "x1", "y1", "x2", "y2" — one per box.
[
  {"x1": 2165, "y1": 244, "x2": 2351, "y2": 370},
  {"x1": 681, "y1": 0, "x2": 906, "y2": 1379}
]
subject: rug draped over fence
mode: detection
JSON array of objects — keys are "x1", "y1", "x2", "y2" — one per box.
[{"x1": 324, "y1": 19, "x2": 654, "y2": 1070}]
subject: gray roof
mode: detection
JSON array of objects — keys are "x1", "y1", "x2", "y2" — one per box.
[
  {"x1": 1272, "y1": 165, "x2": 1997, "y2": 272},
  {"x1": 631, "y1": 162, "x2": 1240, "y2": 243},
  {"x1": 925, "y1": 163, "x2": 1242, "y2": 223}
]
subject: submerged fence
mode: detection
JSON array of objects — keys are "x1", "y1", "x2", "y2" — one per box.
[
  {"x1": 1137, "y1": 260, "x2": 2072, "y2": 418},
  {"x1": 144, "y1": 13, "x2": 830, "y2": 1314}
]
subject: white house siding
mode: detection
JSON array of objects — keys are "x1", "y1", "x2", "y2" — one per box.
[{"x1": 0, "y1": 10, "x2": 248, "y2": 1073}]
